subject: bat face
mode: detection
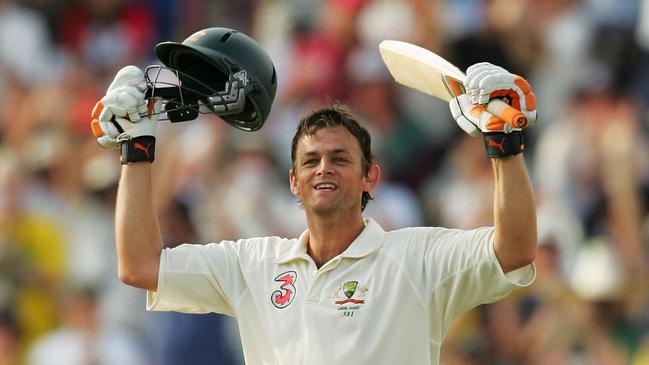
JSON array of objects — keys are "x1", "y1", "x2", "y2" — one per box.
[{"x1": 378, "y1": 40, "x2": 466, "y2": 101}]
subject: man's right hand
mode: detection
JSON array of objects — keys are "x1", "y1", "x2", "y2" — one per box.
[
  {"x1": 91, "y1": 65, "x2": 161, "y2": 163},
  {"x1": 91, "y1": 65, "x2": 157, "y2": 148}
]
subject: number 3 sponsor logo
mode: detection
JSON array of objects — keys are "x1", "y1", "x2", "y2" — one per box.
[{"x1": 271, "y1": 271, "x2": 297, "y2": 309}]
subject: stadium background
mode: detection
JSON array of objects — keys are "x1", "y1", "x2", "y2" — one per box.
[{"x1": 0, "y1": 0, "x2": 648, "y2": 364}]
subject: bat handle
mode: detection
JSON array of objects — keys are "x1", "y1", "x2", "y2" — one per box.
[{"x1": 485, "y1": 99, "x2": 528, "y2": 129}]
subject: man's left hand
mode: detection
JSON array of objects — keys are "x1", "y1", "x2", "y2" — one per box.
[{"x1": 450, "y1": 62, "x2": 537, "y2": 137}]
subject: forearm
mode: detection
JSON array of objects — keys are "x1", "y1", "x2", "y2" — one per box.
[
  {"x1": 115, "y1": 163, "x2": 162, "y2": 291},
  {"x1": 492, "y1": 154, "x2": 537, "y2": 273}
]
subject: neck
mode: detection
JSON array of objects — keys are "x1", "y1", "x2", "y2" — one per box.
[{"x1": 305, "y1": 211, "x2": 365, "y2": 268}]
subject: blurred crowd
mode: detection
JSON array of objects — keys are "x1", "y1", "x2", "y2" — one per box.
[{"x1": 0, "y1": 0, "x2": 648, "y2": 364}]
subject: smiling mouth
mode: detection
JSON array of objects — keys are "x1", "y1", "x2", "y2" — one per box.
[{"x1": 314, "y1": 182, "x2": 337, "y2": 191}]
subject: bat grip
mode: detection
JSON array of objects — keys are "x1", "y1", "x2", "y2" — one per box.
[{"x1": 485, "y1": 99, "x2": 528, "y2": 128}]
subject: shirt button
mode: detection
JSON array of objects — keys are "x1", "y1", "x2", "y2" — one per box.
[{"x1": 312, "y1": 271, "x2": 317, "y2": 277}]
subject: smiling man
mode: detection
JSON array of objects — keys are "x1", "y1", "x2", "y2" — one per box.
[
  {"x1": 93, "y1": 56, "x2": 538, "y2": 363},
  {"x1": 288, "y1": 109, "x2": 380, "y2": 268}
]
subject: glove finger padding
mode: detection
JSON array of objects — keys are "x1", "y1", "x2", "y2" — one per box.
[
  {"x1": 101, "y1": 85, "x2": 146, "y2": 122},
  {"x1": 91, "y1": 101, "x2": 120, "y2": 149},
  {"x1": 106, "y1": 66, "x2": 148, "y2": 122},
  {"x1": 450, "y1": 96, "x2": 481, "y2": 137},
  {"x1": 108, "y1": 65, "x2": 147, "y2": 93},
  {"x1": 464, "y1": 62, "x2": 538, "y2": 126},
  {"x1": 465, "y1": 63, "x2": 508, "y2": 104},
  {"x1": 450, "y1": 94, "x2": 517, "y2": 136}
]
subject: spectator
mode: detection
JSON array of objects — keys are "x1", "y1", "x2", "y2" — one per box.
[{"x1": 27, "y1": 287, "x2": 148, "y2": 365}]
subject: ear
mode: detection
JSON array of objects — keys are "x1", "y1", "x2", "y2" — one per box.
[
  {"x1": 289, "y1": 168, "x2": 300, "y2": 196},
  {"x1": 363, "y1": 164, "x2": 381, "y2": 193}
]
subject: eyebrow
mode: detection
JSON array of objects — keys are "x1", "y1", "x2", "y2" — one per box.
[{"x1": 302, "y1": 149, "x2": 352, "y2": 157}]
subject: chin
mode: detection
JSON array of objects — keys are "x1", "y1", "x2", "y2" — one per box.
[
  {"x1": 307, "y1": 200, "x2": 339, "y2": 215},
  {"x1": 309, "y1": 204, "x2": 336, "y2": 215},
  {"x1": 309, "y1": 201, "x2": 356, "y2": 216}
]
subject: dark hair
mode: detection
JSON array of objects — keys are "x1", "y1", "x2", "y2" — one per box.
[{"x1": 291, "y1": 104, "x2": 375, "y2": 211}]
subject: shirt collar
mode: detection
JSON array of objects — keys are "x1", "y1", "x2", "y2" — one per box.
[{"x1": 276, "y1": 218, "x2": 385, "y2": 264}]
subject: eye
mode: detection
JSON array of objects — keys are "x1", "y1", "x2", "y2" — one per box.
[
  {"x1": 334, "y1": 157, "x2": 348, "y2": 163},
  {"x1": 303, "y1": 159, "x2": 318, "y2": 166}
]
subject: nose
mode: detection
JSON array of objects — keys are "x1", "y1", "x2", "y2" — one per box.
[{"x1": 316, "y1": 157, "x2": 334, "y2": 175}]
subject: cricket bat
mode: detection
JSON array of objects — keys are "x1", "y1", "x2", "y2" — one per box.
[{"x1": 379, "y1": 40, "x2": 527, "y2": 129}]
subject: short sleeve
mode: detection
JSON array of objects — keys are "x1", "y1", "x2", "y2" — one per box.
[
  {"x1": 424, "y1": 227, "x2": 535, "y2": 330},
  {"x1": 146, "y1": 241, "x2": 247, "y2": 316}
]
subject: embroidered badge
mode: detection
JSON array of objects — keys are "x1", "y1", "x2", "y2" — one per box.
[{"x1": 333, "y1": 280, "x2": 369, "y2": 318}]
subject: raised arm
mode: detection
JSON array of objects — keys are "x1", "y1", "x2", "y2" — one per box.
[
  {"x1": 449, "y1": 62, "x2": 538, "y2": 272},
  {"x1": 491, "y1": 154, "x2": 536, "y2": 272},
  {"x1": 115, "y1": 163, "x2": 162, "y2": 290},
  {"x1": 90, "y1": 65, "x2": 163, "y2": 291}
]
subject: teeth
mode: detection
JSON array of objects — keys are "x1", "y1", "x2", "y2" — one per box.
[{"x1": 316, "y1": 183, "x2": 336, "y2": 190}]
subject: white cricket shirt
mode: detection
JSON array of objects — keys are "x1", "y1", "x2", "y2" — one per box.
[{"x1": 147, "y1": 218, "x2": 535, "y2": 364}]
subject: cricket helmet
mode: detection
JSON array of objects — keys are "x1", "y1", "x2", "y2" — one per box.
[{"x1": 150, "y1": 27, "x2": 277, "y2": 131}]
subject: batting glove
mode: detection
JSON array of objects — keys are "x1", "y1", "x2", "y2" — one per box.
[
  {"x1": 91, "y1": 66, "x2": 162, "y2": 164},
  {"x1": 465, "y1": 62, "x2": 537, "y2": 124},
  {"x1": 449, "y1": 63, "x2": 537, "y2": 158}
]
